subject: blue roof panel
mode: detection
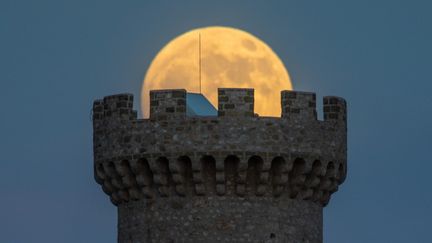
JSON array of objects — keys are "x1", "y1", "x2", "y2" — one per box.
[{"x1": 186, "y1": 93, "x2": 217, "y2": 117}]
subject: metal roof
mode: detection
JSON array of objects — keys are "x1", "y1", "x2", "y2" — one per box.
[{"x1": 186, "y1": 93, "x2": 217, "y2": 117}]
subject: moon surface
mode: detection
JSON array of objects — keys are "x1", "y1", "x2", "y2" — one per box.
[{"x1": 141, "y1": 26, "x2": 292, "y2": 117}]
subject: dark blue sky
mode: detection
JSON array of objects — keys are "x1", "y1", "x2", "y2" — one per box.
[{"x1": 1, "y1": 1, "x2": 431, "y2": 242}]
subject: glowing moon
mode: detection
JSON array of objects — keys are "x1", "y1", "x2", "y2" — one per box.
[{"x1": 141, "y1": 26, "x2": 292, "y2": 117}]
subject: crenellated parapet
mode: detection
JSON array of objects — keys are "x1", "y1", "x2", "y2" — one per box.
[
  {"x1": 149, "y1": 89, "x2": 187, "y2": 120},
  {"x1": 218, "y1": 88, "x2": 254, "y2": 117},
  {"x1": 92, "y1": 88, "x2": 347, "y2": 207},
  {"x1": 281, "y1": 90, "x2": 317, "y2": 120}
]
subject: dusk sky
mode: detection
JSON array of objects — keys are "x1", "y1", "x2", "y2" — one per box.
[{"x1": 1, "y1": 1, "x2": 431, "y2": 242}]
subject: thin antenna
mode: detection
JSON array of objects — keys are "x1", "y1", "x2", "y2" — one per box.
[{"x1": 199, "y1": 32, "x2": 202, "y2": 94}]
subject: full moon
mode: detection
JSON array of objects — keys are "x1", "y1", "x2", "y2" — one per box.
[{"x1": 141, "y1": 26, "x2": 292, "y2": 117}]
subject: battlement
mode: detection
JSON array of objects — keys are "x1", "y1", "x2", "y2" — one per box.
[
  {"x1": 93, "y1": 93, "x2": 137, "y2": 123},
  {"x1": 218, "y1": 88, "x2": 254, "y2": 117},
  {"x1": 281, "y1": 91, "x2": 317, "y2": 119},
  {"x1": 92, "y1": 88, "x2": 347, "y2": 207},
  {"x1": 323, "y1": 96, "x2": 347, "y2": 123},
  {"x1": 150, "y1": 89, "x2": 187, "y2": 120},
  {"x1": 142, "y1": 88, "x2": 347, "y2": 122}
]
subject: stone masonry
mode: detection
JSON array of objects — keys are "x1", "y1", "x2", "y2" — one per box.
[{"x1": 92, "y1": 88, "x2": 348, "y2": 243}]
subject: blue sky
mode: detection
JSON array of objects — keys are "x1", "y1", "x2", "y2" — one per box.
[{"x1": 1, "y1": 1, "x2": 431, "y2": 242}]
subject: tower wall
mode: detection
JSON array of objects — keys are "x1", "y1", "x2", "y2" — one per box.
[
  {"x1": 92, "y1": 88, "x2": 348, "y2": 243},
  {"x1": 118, "y1": 197, "x2": 322, "y2": 242}
]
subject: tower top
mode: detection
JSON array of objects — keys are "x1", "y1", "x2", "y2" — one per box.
[{"x1": 92, "y1": 88, "x2": 348, "y2": 242}]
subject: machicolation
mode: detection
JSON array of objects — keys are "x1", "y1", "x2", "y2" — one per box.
[{"x1": 92, "y1": 88, "x2": 347, "y2": 243}]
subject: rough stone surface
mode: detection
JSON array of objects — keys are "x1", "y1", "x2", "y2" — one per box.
[
  {"x1": 218, "y1": 88, "x2": 254, "y2": 117},
  {"x1": 92, "y1": 88, "x2": 348, "y2": 243},
  {"x1": 118, "y1": 197, "x2": 322, "y2": 243}
]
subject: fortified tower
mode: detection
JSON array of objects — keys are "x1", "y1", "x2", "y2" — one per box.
[{"x1": 92, "y1": 88, "x2": 347, "y2": 243}]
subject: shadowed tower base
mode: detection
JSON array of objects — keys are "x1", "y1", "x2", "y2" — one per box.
[{"x1": 118, "y1": 197, "x2": 322, "y2": 243}]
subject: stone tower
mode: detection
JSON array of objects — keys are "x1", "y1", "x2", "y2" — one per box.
[{"x1": 92, "y1": 88, "x2": 347, "y2": 243}]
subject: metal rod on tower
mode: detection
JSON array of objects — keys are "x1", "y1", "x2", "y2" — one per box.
[{"x1": 199, "y1": 32, "x2": 202, "y2": 94}]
